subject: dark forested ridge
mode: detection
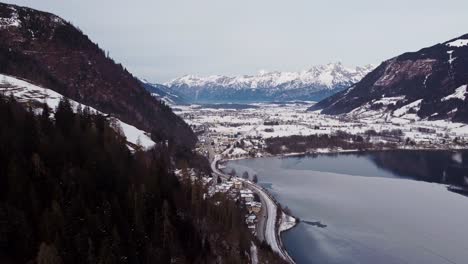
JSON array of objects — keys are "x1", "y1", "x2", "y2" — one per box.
[
  {"x1": 0, "y1": 97, "x2": 282, "y2": 264},
  {"x1": 0, "y1": 2, "x2": 196, "y2": 149}
]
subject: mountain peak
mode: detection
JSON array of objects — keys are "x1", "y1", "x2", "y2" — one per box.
[
  {"x1": 311, "y1": 33, "x2": 468, "y2": 123},
  {"x1": 0, "y1": 3, "x2": 66, "y2": 30},
  {"x1": 0, "y1": 2, "x2": 196, "y2": 148},
  {"x1": 163, "y1": 63, "x2": 374, "y2": 103},
  {"x1": 166, "y1": 63, "x2": 374, "y2": 90}
]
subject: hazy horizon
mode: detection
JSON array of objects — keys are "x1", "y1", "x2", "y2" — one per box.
[{"x1": 4, "y1": 0, "x2": 468, "y2": 83}]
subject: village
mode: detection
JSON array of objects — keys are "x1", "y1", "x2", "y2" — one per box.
[
  {"x1": 210, "y1": 177, "x2": 263, "y2": 233},
  {"x1": 173, "y1": 102, "x2": 468, "y2": 160},
  {"x1": 172, "y1": 101, "x2": 468, "y2": 239},
  {"x1": 175, "y1": 167, "x2": 265, "y2": 236}
]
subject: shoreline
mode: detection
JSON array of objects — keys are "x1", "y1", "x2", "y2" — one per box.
[
  {"x1": 217, "y1": 147, "x2": 468, "y2": 263},
  {"x1": 219, "y1": 146, "x2": 468, "y2": 263},
  {"x1": 211, "y1": 156, "x2": 297, "y2": 263},
  {"x1": 223, "y1": 145, "x2": 468, "y2": 163}
]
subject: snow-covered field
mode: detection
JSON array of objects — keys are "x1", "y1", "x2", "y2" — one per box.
[
  {"x1": 0, "y1": 74, "x2": 156, "y2": 150},
  {"x1": 176, "y1": 101, "x2": 468, "y2": 158}
]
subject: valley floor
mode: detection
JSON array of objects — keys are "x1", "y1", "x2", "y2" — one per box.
[
  {"x1": 172, "y1": 101, "x2": 468, "y2": 264},
  {"x1": 174, "y1": 102, "x2": 468, "y2": 159}
]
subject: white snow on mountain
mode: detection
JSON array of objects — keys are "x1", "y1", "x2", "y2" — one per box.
[
  {"x1": 138, "y1": 77, "x2": 150, "y2": 84},
  {"x1": 441, "y1": 84, "x2": 467, "y2": 101},
  {"x1": 0, "y1": 6, "x2": 21, "y2": 28},
  {"x1": 0, "y1": 74, "x2": 155, "y2": 150},
  {"x1": 393, "y1": 99, "x2": 423, "y2": 117},
  {"x1": 166, "y1": 63, "x2": 374, "y2": 90},
  {"x1": 138, "y1": 78, "x2": 181, "y2": 105},
  {"x1": 446, "y1": 39, "x2": 468, "y2": 48}
]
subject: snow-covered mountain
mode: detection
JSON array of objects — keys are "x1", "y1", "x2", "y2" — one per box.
[
  {"x1": 0, "y1": 73, "x2": 156, "y2": 151},
  {"x1": 138, "y1": 78, "x2": 186, "y2": 105},
  {"x1": 0, "y1": 2, "x2": 196, "y2": 148},
  {"x1": 310, "y1": 34, "x2": 468, "y2": 123},
  {"x1": 165, "y1": 63, "x2": 374, "y2": 103}
]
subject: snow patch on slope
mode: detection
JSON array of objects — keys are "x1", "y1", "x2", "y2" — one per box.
[
  {"x1": 0, "y1": 74, "x2": 155, "y2": 150},
  {"x1": 0, "y1": 6, "x2": 21, "y2": 28},
  {"x1": 373, "y1": 96, "x2": 406, "y2": 106},
  {"x1": 442, "y1": 85, "x2": 467, "y2": 102},
  {"x1": 115, "y1": 120, "x2": 155, "y2": 149},
  {"x1": 393, "y1": 99, "x2": 422, "y2": 117},
  {"x1": 446, "y1": 39, "x2": 468, "y2": 48}
]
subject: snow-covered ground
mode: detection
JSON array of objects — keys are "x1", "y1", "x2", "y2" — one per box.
[
  {"x1": 279, "y1": 212, "x2": 297, "y2": 233},
  {"x1": 0, "y1": 74, "x2": 156, "y2": 150},
  {"x1": 250, "y1": 242, "x2": 258, "y2": 264},
  {"x1": 181, "y1": 100, "x2": 468, "y2": 264},
  {"x1": 114, "y1": 119, "x2": 155, "y2": 150},
  {"x1": 177, "y1": 101, "x2": 468, "y2": 159}
]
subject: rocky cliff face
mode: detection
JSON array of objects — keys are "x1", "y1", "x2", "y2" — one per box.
[
  {"x1": 310, "y1": 34, "x2": 468, "y2": 123},
  {"x1": 0, "y1": 3, "x2": 196, "y2": 148}
]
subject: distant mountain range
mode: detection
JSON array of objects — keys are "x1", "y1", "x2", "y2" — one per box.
[
  {"x1": 151, "y1": 63, "x2": 374, "y2": 103},
  {"x1": 0, "y1": 2, "x2": 196, "y2": 148},
  {"x1": 310, "y1": 34, "x2": 468, "y2": 123},
  {"x1": 139, "y1": 78, "x2": 185, "y2": 104}
]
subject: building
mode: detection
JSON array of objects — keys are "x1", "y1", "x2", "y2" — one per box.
[
  {"x1": 245, "y1": 214, "x2": 257, "y2": 225},
  {"x1": 233, "y1": 179, "x2": 243, "y2": 189},
  {"x1": 246, "y1": 201, "x2": 262, "y2": 214},
  {"x1": 241, "y1": 193, "x2": 254, "y2": 202}
]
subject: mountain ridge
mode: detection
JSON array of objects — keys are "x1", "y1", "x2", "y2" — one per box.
[
  {"x1": 164, "y1": 63, "x2": 374, "y2": 103},
  {"x1": 138, "y1": 78, "x2": 187, "y2": 104},
  {"x1": 0, "y1": 2, "x2": 196, "y2": 148},
  {"x1": 310, "y1": 34, "x2": 468, "y2": 123},
  {"x1": 166, "y1": 63, "x2": 374, "y2": 89}
]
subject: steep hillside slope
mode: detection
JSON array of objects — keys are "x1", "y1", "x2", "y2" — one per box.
[
  {"x1": 310, "y1": 34, "x2": 468, "y2": 123},
  {"x1": 0, "y1": 3, "x2": 196, "y2": 148},
  {"x1": 0, "y1": 96, "x2": 285, "y2": 264},
  {"x1": 166, "y1": 63, "x2": 374, "y2": 103},
  {"x1": 0, "y1": 73, "x2": 156, "y2": 151}
]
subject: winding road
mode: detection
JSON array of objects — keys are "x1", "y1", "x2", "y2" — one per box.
[{"x1": 210, "y1": 155, "x2": 294, "y2": 263}]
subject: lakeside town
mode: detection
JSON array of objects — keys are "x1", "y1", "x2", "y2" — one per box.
[
  {"x1": 173, "y1": 102, "x2": 468, "y2": 160},
  {"x1": 169, "y1": 100, "x2": 468, "y2": 261},
  {"x1": 175, "y1": 168, "x2": 263, "y2": 232},
  {"x1": 174, "y1": 154, "x2": 297, "y2": 262}
]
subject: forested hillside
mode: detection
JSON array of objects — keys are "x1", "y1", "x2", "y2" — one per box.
[
  {"x1": 0, "y1": 97, "x2": 282, "y2": 264},
  {"x1": 0, "y1": 3, "x2": 196, "y2": 149}
]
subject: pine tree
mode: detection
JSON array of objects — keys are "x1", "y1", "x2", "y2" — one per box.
[
  {"x1": 229, "y1": 168, "x2": 236, "y2": 177},
  {"x1": 252, "y1": 174, "x2": 258, "y2": 183},
  {"x1": 55, "y1": 98, "x2": 74, "y2": 135},
  {"x1": 36, "y1": 242, "x2": 63, "y2": 264}
]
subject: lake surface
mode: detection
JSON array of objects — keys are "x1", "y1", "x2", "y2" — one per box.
[{"x1": 225, "y1": 150, "x2": 468, "y2": 264}]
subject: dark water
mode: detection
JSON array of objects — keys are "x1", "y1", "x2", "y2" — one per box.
[{"x1": 226, "y1": 150, "x2": 468, "y2": 264}]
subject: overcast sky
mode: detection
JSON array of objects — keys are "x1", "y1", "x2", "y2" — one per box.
[{"x1": 4, "y1": 0, "x2": 468, "y2": 82}]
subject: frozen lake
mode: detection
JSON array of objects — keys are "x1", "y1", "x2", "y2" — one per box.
[{"x1": 226, "y1": 150, "x2": 468, "y2": 264}]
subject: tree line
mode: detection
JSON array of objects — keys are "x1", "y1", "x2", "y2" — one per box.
[
  {"x1": 265, "y1": 131, "x2": 399, "y2": 155},
  {"x1": 0, "y1": 96, "x2": 284, "y2": 264}
]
